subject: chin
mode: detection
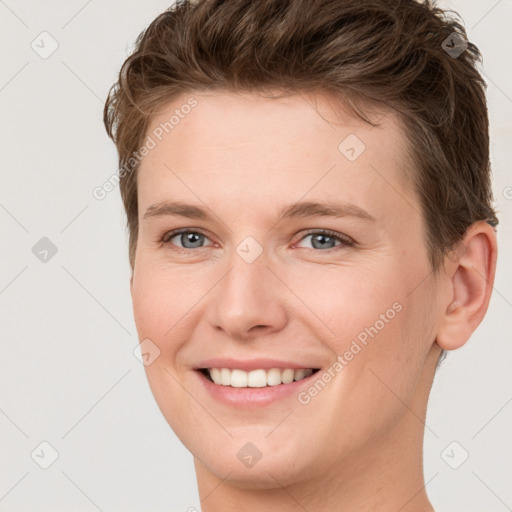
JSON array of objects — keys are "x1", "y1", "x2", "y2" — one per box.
[{"x1": 195, "y1": 449, "x2": 312, "y2": 490}]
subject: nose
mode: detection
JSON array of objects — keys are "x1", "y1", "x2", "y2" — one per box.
[{"x1": 206, "y1": 250, "x2": 288, "y2": 342}]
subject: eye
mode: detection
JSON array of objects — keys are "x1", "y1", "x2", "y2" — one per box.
[
  {"x1": 160, "y1": 229, "x2": 215, "y2": 250},
  {"x1": 296, "y1": 229, "x2": 354, "y2": 251},
  {"x1": 159, "y1": 228, "x2": 354, "y2": 252}
]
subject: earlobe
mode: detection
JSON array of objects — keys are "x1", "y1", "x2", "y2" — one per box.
[{"x1": 436, "y1": 222, "x2": 497, "y2": 351}]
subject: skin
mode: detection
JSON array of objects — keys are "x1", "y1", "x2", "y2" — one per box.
[{"x1": 130, "y1": 90, "x2": 497, "y2": 511}]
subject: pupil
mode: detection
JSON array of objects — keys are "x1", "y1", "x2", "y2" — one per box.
[
  {"x1": 313, "y1": 234, "x2": 333, "y2": 249},
  {"x1": 183, "y1": 232, "x2": 202, "y2": 248}
]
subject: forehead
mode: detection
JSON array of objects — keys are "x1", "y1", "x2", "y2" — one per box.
[
  {"x1": 144, "y1": 89, "x2": 405, "y2": 156},
  {"x1": 137, "y1": 90, "x2": 416, "y2": 223}
]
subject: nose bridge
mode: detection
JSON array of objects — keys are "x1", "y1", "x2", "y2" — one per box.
[
  {"x1": 221, "y1": 242, "x2": 272, "y2": 315},
  {"x1": 207, "y1": 237, "x2": 287, "y2": 338}
]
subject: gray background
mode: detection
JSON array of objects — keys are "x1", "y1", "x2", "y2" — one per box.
[{"x1": 0, "y1": 0, "x2": 511, "y2": 510}]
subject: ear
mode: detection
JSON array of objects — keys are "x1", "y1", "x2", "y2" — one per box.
[{"x1": 436, "y1": 222, "x2": 497, "y2": 351}]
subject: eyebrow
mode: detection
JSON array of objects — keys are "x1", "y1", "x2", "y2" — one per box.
[{"x1": 143, "y1": 200, "x2": 376, "y2": 222}]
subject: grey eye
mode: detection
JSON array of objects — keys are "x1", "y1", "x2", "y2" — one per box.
[{"x1": 166, "y1": 231, "x2": 208, "y2": 249}]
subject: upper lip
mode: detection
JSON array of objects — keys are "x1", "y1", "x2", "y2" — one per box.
[{"x1": 195, "y1": 358, "x2": 321, "y2": 371}]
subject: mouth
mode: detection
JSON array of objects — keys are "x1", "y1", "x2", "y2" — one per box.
[{"x1": 197, "y1": 367, "x2": 321, "y2": 388}]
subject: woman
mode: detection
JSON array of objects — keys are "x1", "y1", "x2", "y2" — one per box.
[{"x1": 104, "y1": 0, "x2": 498, "y2": 509}]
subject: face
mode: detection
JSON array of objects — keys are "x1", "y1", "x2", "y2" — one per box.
[{"x1": 131, "y1": 90, "x2": 443, "y2": 488}]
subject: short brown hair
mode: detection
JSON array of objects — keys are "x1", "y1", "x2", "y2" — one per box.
[{"x1": 104, "y1": 0, "x2": 498, "y2": 272}]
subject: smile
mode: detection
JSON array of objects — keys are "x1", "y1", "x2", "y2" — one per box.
[{"x1": 200, "y1": 367, "x2": 320, "y2": 388}]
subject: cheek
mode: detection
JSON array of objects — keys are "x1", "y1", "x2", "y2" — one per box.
[
  {"x1": 287, "y1": 262, "x2": 407, "y2": 349},
  {"x1": 131, "y1": 262, "x2": 203, "y2": 341},
  {"x1": 293, "y1": 261, "x2": 434, "y2": 406},
  {"x1": 131, "y1": 264, "x2": 194, "y2": 411},
  {"x1": 131, "y1": 266, "x2": 203, "y2": 432}
]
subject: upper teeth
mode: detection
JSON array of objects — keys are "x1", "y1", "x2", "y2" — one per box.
[{"x1": 207, "y1": 368, "x2": 314, "y2": 387}]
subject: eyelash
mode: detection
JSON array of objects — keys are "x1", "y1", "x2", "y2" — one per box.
[{"x1": 159, "y1": 228, "x2": 355, "y2": 252}]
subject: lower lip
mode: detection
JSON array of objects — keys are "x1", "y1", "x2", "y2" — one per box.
[{"x1": 194, "y1": 370, "x2": 319, "y2": 408}]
